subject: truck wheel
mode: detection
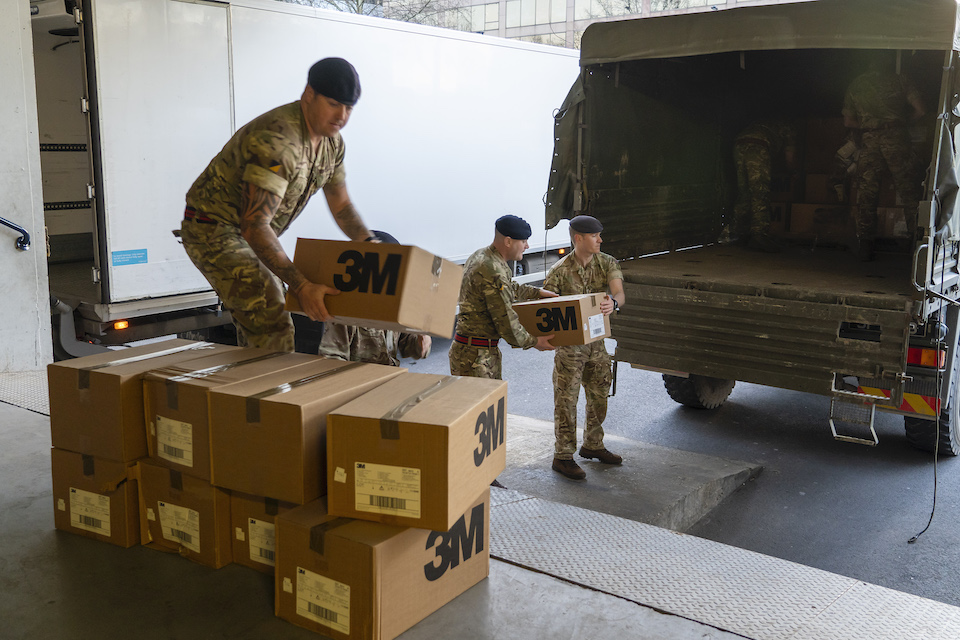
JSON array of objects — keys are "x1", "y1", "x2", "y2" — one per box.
[
  {"x1": 663, "y1": 374, "x2": 736, "y2": 410},
  {"x1": 904, "y1": 386, "x2": 960, "y2": 457}
]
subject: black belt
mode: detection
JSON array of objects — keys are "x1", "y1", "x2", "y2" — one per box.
[
  {"x1": 184, "y1": 206, "x2": 217, "y2": 224},
  {"x1": 455, "y1": 334, "x2": 499, "y2": 348}
]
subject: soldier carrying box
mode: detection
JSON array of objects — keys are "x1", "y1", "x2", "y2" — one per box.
[{"x1": 543, "y1": 215, "x2": 626, "y2": 480}]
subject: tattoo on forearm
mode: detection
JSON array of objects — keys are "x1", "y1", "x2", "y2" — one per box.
[
  {"x1": 240, "y1": 182, "x2": 307, "y2": 292},
  {"x1": 332, "y1": 202, "x2": 371, "y2": 241}
]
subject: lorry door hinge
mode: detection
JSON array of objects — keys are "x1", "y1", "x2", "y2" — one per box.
[
  {"x1": 91, "y1": 267, "x2": 100, "y2": 284},
  {"x1": 74, "y1": 7, "x2": 82, "y2": 25},
  {"x1": 80, "y1": 97, "x2": 89, "y2": 114},
  {"x1": 881, "y1": 370, "x2": 914, "y2": 383},
  {"x1": 86, "y1": 184, "x2": 95, "y2": 199}
]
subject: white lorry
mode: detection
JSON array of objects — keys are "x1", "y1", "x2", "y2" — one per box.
[{"x1": 29, "y1": 0, "x2": 579, "y2": 356}]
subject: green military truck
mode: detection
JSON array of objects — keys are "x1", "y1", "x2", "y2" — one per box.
[{"x1": 546, "y1": 0, "x2": 960, "y2": 454}]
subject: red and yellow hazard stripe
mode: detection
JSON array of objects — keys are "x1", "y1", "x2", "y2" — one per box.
[{"x1": 858, "y1": 386, "x2": 940, "y2": 416}]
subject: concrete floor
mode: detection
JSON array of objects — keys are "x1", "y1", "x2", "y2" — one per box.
[{"x1": 1, "y1": 391, "x2": 740, "y2": 640}]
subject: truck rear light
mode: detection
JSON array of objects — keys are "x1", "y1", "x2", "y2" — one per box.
[
  {"x1": 113, "y1": 320, "x2": 129, "y2": 330},
  {"x1": 907, "y1": 347, "x2": 946, "y2": 368}
]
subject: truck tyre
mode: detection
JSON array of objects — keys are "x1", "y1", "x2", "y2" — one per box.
[
  {"x1": 663, "y1": 374, "x2": 736, "y2": 410},
  {"x1": 904, "y1": 379, "x2": 960, "y2": 457}
]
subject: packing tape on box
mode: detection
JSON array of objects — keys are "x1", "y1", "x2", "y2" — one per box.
[
  {"x1": 168, "y1": 469, "x2": 183, "y2": 492},
  {"x1": 244, "y1": 362, "x2": 364, "y2": 423},
  {"x1": 378, "y1": 375, "x2": 458, "y2": 440},
  {"x1": 76, "y1": 341, "x2": 217, "y2": 389},
  {"x1": 264, "y1": 498, "x2": 279, "y2": 516},
  {"x1": 308, "y1": 517, "x2": 351, "y2": 558},
  {"x1": 159, "y1": 350, "x2": 288, "y2": 410}
]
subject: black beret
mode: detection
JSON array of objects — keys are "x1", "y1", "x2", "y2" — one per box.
[
  {"x1": 308, "y1": 58, "x2": 361, "y2": 106},
  {"x1": 495, "y1": 215, "x2": 532, "y2": 240},
  {"x1": 372, "y1": 230, "x2": 399, "y2": 244},
  {"x1": 570, "y1": 215, "x2": 603, "y2": 234}
]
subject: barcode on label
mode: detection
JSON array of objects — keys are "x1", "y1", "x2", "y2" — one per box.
[
  {"x1": 171, "y1": 528, "x2": 193, "y2": 544},
  {"x1": 80, "y1": 515, "x2": 102, "y2": 528},
  {"x1": 259, "y1": 548, "x2": 275, "y2": 562},
  {"x1": 162, "y1": 444, "x2": 185, "y2": 459},
  {"x1": 370, "y1": 495, "x2": 406, "y2": 510},
  {"x1": 307, "y1": 602, "x2": 338, "y2": 623}
]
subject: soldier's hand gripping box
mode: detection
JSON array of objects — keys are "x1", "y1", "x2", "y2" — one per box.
[
  {"x1": 48, "y1": 339, "x2": 239, "y2": 462},
  {"x1": 143, "y1": 349, "x2": 319, "y2": 481},
  {"x1": 326, "y1": 373, "x2": 506, "y2": 531},
  {"x1": 135, "y1": 459, "x2": 232, "y2": 568},
  {"x1": 512, "y1": 293, "x2": 610, "y2": 347},
  {"x1": 275, "y1": 490, "x2": 490, "y2": 640},
  {"x1": 284, "y1": 238, "x2": 462, "y2": 338},
  {"x1": 231, "y1": 491, "x2": 298, "y2": 574},
  {"x1": 208, "y1": 359, "x2": 406, "y2": 504},
  {"x1": 51, "y1": 448, "x2": 140, "y2": 548}
]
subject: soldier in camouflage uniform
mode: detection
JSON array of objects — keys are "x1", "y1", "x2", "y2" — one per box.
[
  {"x1": 732, "y1": 119, "x2": 798, "y2": 253},
  {"x1": 543, "y1": 215, "x2": 625, "y2": 480},
  {"x1": 449, "y1": 215, "x2": 557, "y2": 380},
  {"x1": 180, "y1": 58, "x2": 376, "y2": 351},
  {"x1": 843, "y1": 51, "x2": 926, "y2": 261},
  {"x1": 319, "y1": 231, "x2": 431, "y2": 366}
]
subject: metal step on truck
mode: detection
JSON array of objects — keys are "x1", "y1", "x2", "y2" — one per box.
[
  {"x1": 29, "y1": 0, "x2": 578, "y2": 359},
  {"x1": 545, "y1": 0, "x2": 960, "y2": 454}
]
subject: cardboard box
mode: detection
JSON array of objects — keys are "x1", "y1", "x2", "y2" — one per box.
[
  {"x1": 768, "y1": 202, "x2": 788, "y2": 235},
  {"x1": 512, "y1": 293, "x2": 610, "y2": 347},
  {"x1": 788, "y1": 203, "x2": 856, "y2": 239},
  {"x1": 137, "y1": 459, "x2": 232, "y2": 568},
  {"x1": 48, "y1": 339, "x2": 239, "y2": 462},
  {"x1": 51, "y1": 448, "x2": 140, "y2": 548},
  {"x1": 231, "y1": 491, "x2": 298, "y2": 574},
  {"x1": 143, "y1": 348, "x2": 318, "y2": 481},
  {"x1": 284, "y1": 239, "x2": 462, "y2": 338},
  {"x1": 804, "y1": 117, "x2": 849, "y2": 174},
  {"x1": 275, "y1": 490, "x2": 490, "y2": 640},
  {"x1": 209, "y1": 359, "x2": 406, "y2": 504},
  {"x1": 327, "y1": 373, "x2": 506, "y2": 530},
  {"x1": 804, "y1": 173, "x2": 842, "y2": 204}
]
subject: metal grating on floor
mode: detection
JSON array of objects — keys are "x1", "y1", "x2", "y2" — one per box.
[
  {"x1": 489, "y1": 492, "x2": 960, "y2": 640},
  {"x1": 0, "y1": 371, "x2": 49, "y2": 415}
]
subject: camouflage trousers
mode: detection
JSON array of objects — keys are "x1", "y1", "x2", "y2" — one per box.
[
  {"x1": 855, "y1": 128, "x2": 921, "y2": 239},
  {"x1": 733, "y1": 142, "x2": 773, "y2": 238},
  {"x1": 448, "y1": 341, "x2": 502, "y2": 379},
  {"x1": 553, "y1": 341, "x2": 612, "y2": 459},
  {"x1": 180, "y1": 219, "x2": 295, "y2": 352}
]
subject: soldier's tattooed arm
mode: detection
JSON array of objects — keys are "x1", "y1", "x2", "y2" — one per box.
[
  {"x1": 323, "y1": 182, "x2": 373, "y2": 241},
  {"x1": 239, "y1": 182, "x2": 308, "y2": 293}
]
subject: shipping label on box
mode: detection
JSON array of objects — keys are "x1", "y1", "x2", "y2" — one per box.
[
  {"x1": 48, "y1": 339, "x2": 239, "y2": 462},
  {"x1": 208, "y1": 359, "x2": 405, "y2": 504},
  {"x1": 136, "y1": 459, "x2": 232, "y2": 568},
  {"x1": 231, "y1": 491, "x2": 298, "y2": 574},
  {"x1": 275, "y1": 490, "x2": 491, "y2": 640},
  {"x1": 51, "y1": 448, "x2": 140, "y2": 548},
  {"x1": 512, "y1": 293, "x2": 610, "y2": 347},
  {"x1": 327, "y1": 373, "x2": 506, "y2": 531},
  {"x1": 143, "y1": 349, "x2": 318, "y2": 481},
  {"x1": 284, "y1": 238, "x2": 462, "y2": 338}
]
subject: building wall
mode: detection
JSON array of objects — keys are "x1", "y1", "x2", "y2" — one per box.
[{"x1": 0, "y1": 2, "x2": 54, "y2": 371}]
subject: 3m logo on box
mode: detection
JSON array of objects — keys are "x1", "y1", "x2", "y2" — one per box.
[
  {"x1": 423, "y1": 502, "x2": 485, "y2": 581},
  {"x1": 536, "y1": 305, "x2": 578, "y2": 332},
  {"x1": 474, "y1": 397, "x2": 504, "y2": 467},
  {"x1": 333, "y1": 250, "x2": 402, "y2": 295}
]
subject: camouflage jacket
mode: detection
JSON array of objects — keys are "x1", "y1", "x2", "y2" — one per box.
[
  {"x1": 734, "y1": 120, "x2": 797, "y2": 156},
  {"x1": 454, "y1": 245, "x2": 541, "y2": 348},
  {"x1": 318, "y1": 322, "x2": 426, "y2": 367},
  {"x1": 843, "y1": 70, "x2": 922, "y2": 130},
  {"x1": 543, "y1": 251, "x2": 622, "y2": 297},
  {"x1": 185, "y1": 102, "x2": 345, "y2": 234}
]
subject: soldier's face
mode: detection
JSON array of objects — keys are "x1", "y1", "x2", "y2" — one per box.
[
  {"x1": 576, "y1": 232, "x2": 602, "y2": 255},
  {"x1": 303, "y1": 89, "x2": 353, "y2": 139},
  {"x1": 507, "y1": 238, "x2": 528, "y2": 261}
]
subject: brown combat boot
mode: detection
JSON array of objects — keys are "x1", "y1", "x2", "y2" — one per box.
[
  {"x1": 552, "y1": 458, "x2": 586, "y2": 480},
  {"x1": 579, "y1": 447, "x2": 623, "y2": 465}
]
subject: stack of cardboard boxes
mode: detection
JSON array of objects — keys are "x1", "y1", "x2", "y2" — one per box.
[
  {"x1": 47, "y1": 240, "x2": 510, "y2": 639},
  {"x1": 768, "y1": 117, "x2": 908, "y2": 242}
]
